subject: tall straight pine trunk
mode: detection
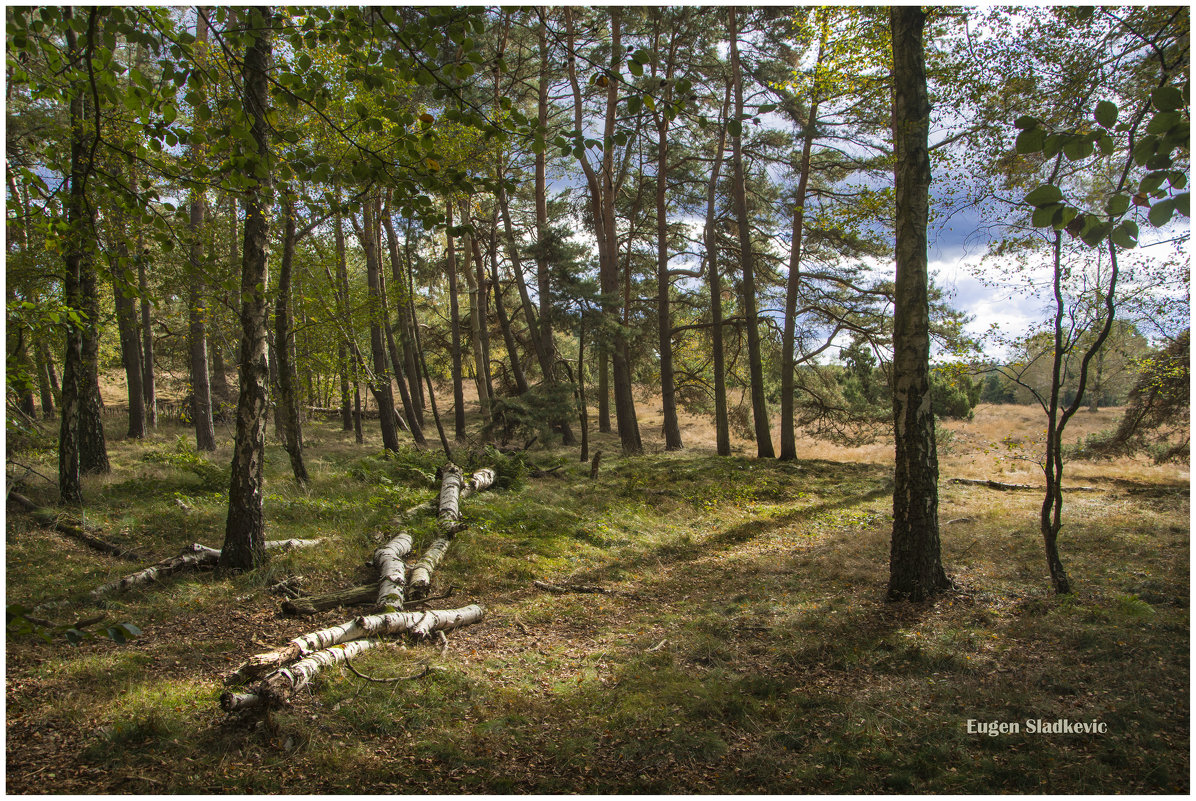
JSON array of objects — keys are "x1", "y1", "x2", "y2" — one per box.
[{"x1": 728, "y1": 7, "x2": 773, "y2": 458}]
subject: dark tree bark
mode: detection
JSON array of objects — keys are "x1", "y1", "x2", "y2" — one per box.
[
  {"x1": 221, "y1": 6, "x2": 274, "y2": 572},
  {"x1": 468, "y1": 229, "x2": 496, "y2": 412},
  {"x1": 565, "y1": 6, "x2": 640, "y2": 454},
  {"x1": 704, "y1": 84, "x2": 733, "y2": 457},
  {"x1": 354, "y1": 197, "x2": 401, "y2": 452},
  {"x1": 58, "y1": 32, "x2": 85, "y2": 500},
  {"x1": 275, "y1": 191, "x2": 308, "y2": 483},
  {"x1": 333, "y1": 189, "x2": 352, "y2": 432},
  {"x1": 409, "y1": 265, "x2": 452, "y2": 459},
  {"x1": 653, "y1": 30, "x2": 682, "y2": 451},
  {"x1": 138, "y1": 229, "x2": 155, "y2": 428},
  {"x1": 35, "y1": 331, "x2": 55, "y2": 419},
  {"x1": 886, "y1": 6, "x2": 950, "y2": 602},
  {"x1": 445, "y1": 200, "x2": 467, "y2": 442},
  {"x1": 111, "y1": 212, "x2": 146, "y2": 438},
  {"x1": 186, "y1": 10, "x2": 216, "y2": 452},
  {"x1": 461, "y1": 203, "x2": 493, "y2": 422},
  {"x1": 381, "y1": 210, "x2": 427, "y2": 442},
  {"x1": 728, "y1": 7, "x2": 773, "y2": 459},
  {"x1": 597, "y1": 349, "x2": 610, "y2": 433},
  {"x1": 488, "y1": 204, "x2": 529, "y2": 395},
  {"x1": 779, "y1": 29, "x2": 826, "y2": 461}
]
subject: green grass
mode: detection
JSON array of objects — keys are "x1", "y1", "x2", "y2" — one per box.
[{"x1": 5, "y1": 415, "x2": 1189, "y2": 793}]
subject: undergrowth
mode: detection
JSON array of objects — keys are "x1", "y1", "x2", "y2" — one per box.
[{"x1": 5, "y1": 411, "x2": 1189, "y2": 794}]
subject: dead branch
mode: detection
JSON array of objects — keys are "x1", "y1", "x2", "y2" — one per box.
[
  {"x1": 8, "y1": 491, "x2": 144, "y2": 561},
  {"x1": 532, "y1": 579, "x2": 641, "y2": 599},
  {"x1": 344, "y1": 659, "x2": 433, "y2": 684},
  {"x1": 948, "y1": 478, "x2": 1100, "y2": 492}
]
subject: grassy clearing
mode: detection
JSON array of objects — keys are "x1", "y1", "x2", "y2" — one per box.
[{"x1": 5, "y1": 404, "x2": 1188, "y2": 793}]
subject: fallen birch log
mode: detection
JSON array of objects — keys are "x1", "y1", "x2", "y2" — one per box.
[
  {"x1": 90, "y1": 538, "x2": 324, "y2": 600},
  {"x1": 222, "y1": 639, "x2": 383, "y2": 711},
  {"x1": 232, "y1": 604, "x2": 485, "y2": 683},
  {"x1": 91, "y1": 543, "x2": 221, "y2": 599},
  {"x1": 399, "y1": 466, "x2": 497, "y2": 519},
  {"x1": 408, "y1": 464, "x2": 470, "y2": 597},
  {"x1": 224, "y1": 604, "x2": 485, "y2": 706},
  {"x1": 281, "y1": 583, "x2": 378, "y2": 616},
  {"x1": 374, "y1": 532, "x2": 413, "y2": 608},
  {"x1": 8, "y1": 491, "x2": 144, "y2": 561}
]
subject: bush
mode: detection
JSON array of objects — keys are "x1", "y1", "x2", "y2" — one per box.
[{"x1": 931, "y1": 371, "x2": 979, "y2": 420}]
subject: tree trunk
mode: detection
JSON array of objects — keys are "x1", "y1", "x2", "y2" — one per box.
[
  {"x1": 221, "y1": 7, "x2": 274, "y2": 572},
  {"x1": 565, "y1": 6, "x2": 639, "y2": 455},
  {"x1": 9, "y1": 490, "x2": 143, "y2": 560},
  {"x1": 461, "y1": 204, "x2": 493, "y2": 422},
  {"x1": 138, "y1": 226, "x2": 156, "y2": 429},
  {"x1": 728, "y1": 7, "x2": 773, "y2": 459},
  {"x1": 34, "y1": 331, "x2": 55, "y2": 419},
  {"x1": 334, "y1": 188, "x2": 353, "y2": 432},
  {"x1": 578, "y1": 317, "x2": 589, "y2": 463},
  {"x1": 705, "y1": 84, "x2": 733, "y2": 456},
  {"x1": 598, "y1": 349, "x2": 611, "y2": 432},
  {"x1": 488, "y1": 205, "x2": 529, "y2": 395},
  {"x1": 58, "y1": 9, "x2": 87, "y2": 504},
  {"x1": 410, "y1": 261, "x2": 452, "y2": 459},
  {"x1": 886, "y1": 7, "x2": 950, "y2": 602},
  {"x1": 780, "y1": 30, "x2": 826, "y2": 461},
  {"x1": 355, "y1": 197, "x2": 401, "y2": 452},
  {"x1": 655, "y1": 68, "x2": 682, "y2": 451},
  {"x1": 275, "y1": 191, "x2": 308, "y2": 483},
  {"x1": 187, "y1": 12, "x2": 216, "y2": 452},
  {"x1": 468, "y1": 230, "x2": 496, "y2": 416},
  {"x1": 381, "y1": 210, "x2": 426, "y2": 443},
  {"x1": 445, "y1": 201, "x2": 467, "y2": 442},
  {"x1": 111, "y1": 234, "x2": 147, "y2": 439}
]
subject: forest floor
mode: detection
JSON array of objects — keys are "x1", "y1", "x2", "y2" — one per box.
[{"x1": 5, "y1": 400, "x2": 1189, "y2": 793}]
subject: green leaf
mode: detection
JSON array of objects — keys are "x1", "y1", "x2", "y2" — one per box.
[
  {"x1": 1042, "y1": 133, "x2": 1066, "y2": 159},
  {"x1": 758, "y1": 103, "x2": 777, "y2": 114},
  {"x1": 626, "y1": 96, "x2": 642, "y2": 115},
  {"x1": 1109, "y1": 219, "x2": 1138, "y2": 249},
  {"x1": 1080, "y1": 221, "x2": 1112, "y2": 247},
  {"x1": 1174, "y1": 192, "x2": 1190, "y2": 217},
  {"x1": 1105, "y1": 194, "x2": 1130, "y2": 216},
  {"x1": 1148, "y1": 198, "x2": 1175, "y2": 227},
  {"x1": 1015, "y1": 127, "x2": 1045, "y2": 154},
  {"x1": 727, "y1": 118, "x2": 742, "y2": 138},
  {"x1": 1025, "y1": 184, "x2": 1064, "y2": 207},
  {"x1": 1168, "y1": 171, "x2": 1187, "y2": 190},
  {"x1": 1031, "y1": 203, "x2": 1063, "y2": 227},
  {"x1": 627, "y1": 60, "x2": 643, "y2": 78},
  {"x1": 1062, "y1": 136, "x2": 1093, "y2": 161},
  {"x1": 1014, "y1": 115, "x2": 1040, "y2": 130},
  {"x1": 1139, "y1": 171, "x2": 1167, "y2": 194},
  {"x1": 1146, "y1": 110, "x2": 1181, "y2": 135},
  {"x1": 1096, "y1": 131, "x2": 1115, "y2": 156},
  {"x1": 1152, "y1": 85, "x2": 1183, "y2": 112},
  {"x1": 1094, "y1": 100, "x2": 1118, "y2": 128}
]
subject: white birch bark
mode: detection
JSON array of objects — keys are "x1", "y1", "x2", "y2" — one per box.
[
  {"x1": 231, "y1": 604, "x2": 485, "y2": 681},
  {"x1": 224, "y1": 605, "x2": 485, "y2": 708},
  {"x1": 91, "y1": 543, "x2": 221, "y2": 599},
  {"x1": 373, "y1": 532, "x2": 412, "y2": 607},
  {"x1": 92, "y1": 538, "x2": 322, "y2": 601}
]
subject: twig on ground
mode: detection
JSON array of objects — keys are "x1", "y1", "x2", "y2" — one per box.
[{"x1": 343, "y1": 658, "x2": 433, "y2": 684}]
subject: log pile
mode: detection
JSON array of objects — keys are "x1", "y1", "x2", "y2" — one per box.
[{"x1": 223, "y1": 462, "x2": 494, "y2": 712}]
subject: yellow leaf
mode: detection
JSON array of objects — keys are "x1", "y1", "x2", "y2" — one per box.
[{"x1": 426, "y1": 158, "x2": 440, "y2": 171}]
